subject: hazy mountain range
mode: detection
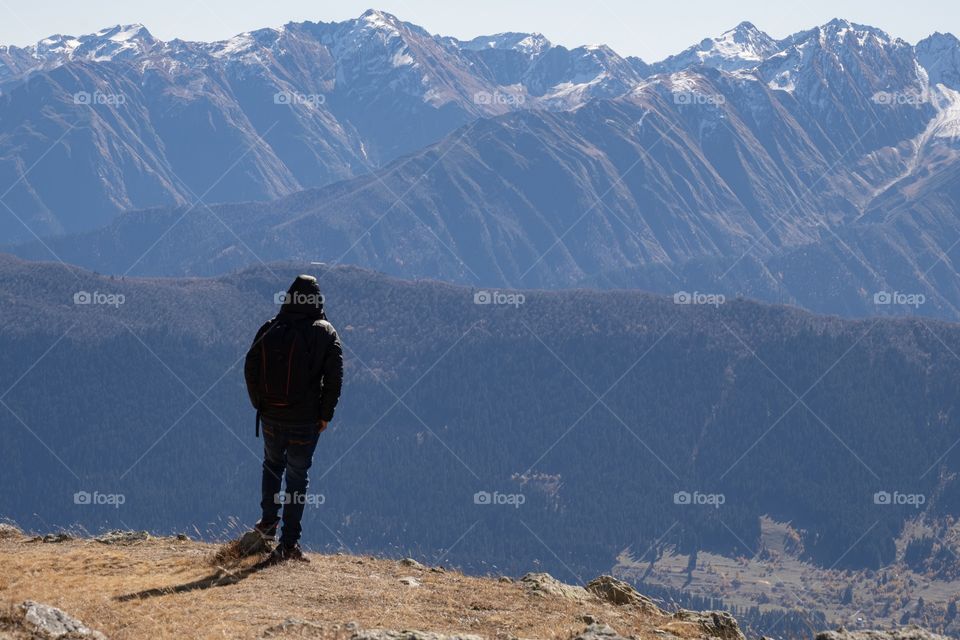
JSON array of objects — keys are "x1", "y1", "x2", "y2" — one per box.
[
  {"x1": 0, "y1": 9, "x2": 650, "y2": 240},
  {"x1": 4, "y1": 12, "x2": 960, "y2": 321}
]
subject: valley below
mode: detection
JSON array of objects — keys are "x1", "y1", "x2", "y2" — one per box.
[{"x1": 619, "y1": 518, "x2": 960, "y2": 637}]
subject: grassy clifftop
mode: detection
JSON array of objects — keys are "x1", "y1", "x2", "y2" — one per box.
[{"x1": 0, "y1": 526, "x2": 736, "y2": 640}]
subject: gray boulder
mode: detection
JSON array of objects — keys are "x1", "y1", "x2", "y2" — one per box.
[
  {"x1": 262, "y1": 618, "x2": 326, "y2": 637},
  {"x1": 94, "y1": 530, "x2": 149, "y2": 545},
  {"x1": 26, "y1": 533, "x2": 73, "y2": 544},
  {"x1": 235, "y1": 530, "x2": 272, "y2": 556},
  {"x1": 520, "y1": 572, "x2": 590, "y2": 602},
  {"x1": 817, "y1": 628, "x2": 950, "y2": 640},
  {"x1": 399, "y1": 558, "x2": 426, "y2": 570},
  {"x1": 573, "y1": 623, "x2": 631, "y2": 640},
  {"x1": 673, "y1": 610, "x2": 744, "y2": 640},
  {"x1": 17, "y1": 601, "x2": 106, "y2": 639},
  {"x1": 350, "y1": 630, "x2": 483, "y2": 640},
  {"x1": 586, "y1": 576, "x2": 662, "y2": 613}
]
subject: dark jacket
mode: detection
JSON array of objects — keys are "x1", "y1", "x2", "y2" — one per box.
[{"x1": 244, "y1": 299, "x2": 343, "y2": 425}]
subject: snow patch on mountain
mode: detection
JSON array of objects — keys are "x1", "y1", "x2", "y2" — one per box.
[
  {"x1": 34, "y1": 34, "x2": 82, "y2": 59},
  {"x1": 929, "y1": 86, "x2": 960, "y2": 140},
  {"x1": 71, "y1": 24, "x2": 156, "y2": 61},
  {"x1": 762, "y1": 39, "x2": 815, "y2": 92},
  {"x1": 652, "y1": 21, "x2": 780, "y2": 73},
  {"x1": 359, "y1": 8, "x2": 401, "y2": 32},
  {"x1": 208, "y1": 32, "x2": 262, "y2": 58},
  {"x1": 917, "y1": 32, "x2": 960, "y2": 90},
  {"x1": 459, "y1": 32, "x2": 551, "y2": 56}
]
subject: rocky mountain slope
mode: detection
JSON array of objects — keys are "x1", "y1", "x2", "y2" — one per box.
[{"x1": 0, "y1": 9, "x2": 650, "y2": 242}]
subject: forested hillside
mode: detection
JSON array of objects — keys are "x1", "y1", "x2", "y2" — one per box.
[{"x1": 2, "y1": 253, "x2": 960, "y2": 581}]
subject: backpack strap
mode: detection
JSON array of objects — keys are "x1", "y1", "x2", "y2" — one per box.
[{"x1": 255, "y1": 409, "x2": 261, "y2": 439}]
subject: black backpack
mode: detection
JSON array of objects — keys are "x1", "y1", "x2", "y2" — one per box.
[{"x1": 255, "y1": 317, "x2": 314, "y2": 435}]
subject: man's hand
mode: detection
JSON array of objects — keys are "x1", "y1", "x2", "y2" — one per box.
[{"x1": 318, "y1": 420, "x2": 329, "y2": 434}]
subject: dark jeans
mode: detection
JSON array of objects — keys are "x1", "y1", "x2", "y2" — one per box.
[{"x1": 260, "y1": 420, "x2": 320, "y2": 546}]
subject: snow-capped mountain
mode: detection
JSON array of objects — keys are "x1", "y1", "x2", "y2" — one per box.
[
  {"x1": 455, "y1": 31, "x2": 552, "y2": 56},
  {"x1": 4, "y1": 8, "x2": 960, "y2": 320},
  {"x1": 651, "y1": 21, "x2": 780, "y2": 73},
  {"x1": 917, "y1": 32, "x2": 960, "y2": 89},
  {"x1": 0, "y1": 23, "x2": 157, "y2": 74},
  {"x1": 0, "y1": 9, "x2": 653, "y2": 242}
]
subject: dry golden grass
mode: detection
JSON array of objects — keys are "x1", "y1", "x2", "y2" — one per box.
[{"x1": 0, "y1": 530, "x2": 713, "y2": 640}]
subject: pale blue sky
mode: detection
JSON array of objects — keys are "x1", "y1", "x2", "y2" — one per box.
[{"x1": 0, "y1": 0, "x2": 957, "y2": 61}]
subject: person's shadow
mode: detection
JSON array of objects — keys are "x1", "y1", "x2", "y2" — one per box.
[{"x1": 115, "y1": 557, "x2": 274, "y2": 601}]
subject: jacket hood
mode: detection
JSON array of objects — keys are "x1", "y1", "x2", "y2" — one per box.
[{"x1": 279, "y1": 274, "x2": 325, "y2": 319}]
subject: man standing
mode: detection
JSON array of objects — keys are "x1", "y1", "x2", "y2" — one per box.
[{"x1": 244, "y1": 275, "x2": 343, "y2": 562}]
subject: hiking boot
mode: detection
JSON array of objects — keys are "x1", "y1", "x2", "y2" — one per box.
[
  {"x1": 269, "y1": 543, "x2": 310, "y2": 564},
  {"x1": 254, "y1": 519, "x2": 278, "y2": 540}
]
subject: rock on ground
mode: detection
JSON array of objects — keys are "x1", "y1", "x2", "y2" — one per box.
[
  {"x1": 586, "y1": 576, "x2": 662, "y2": 613},
  {"x1": 14, "y1": 601, "x2": 107, "y2": 639},
  {"x1": 817, "y1": 628, "x2": 951, "y2": 640},
  {"x1": 0, "y1": 523, "x2": 22, "y2": 540},
  {"x1": 350, "y1": 630, "x2": 483, "y2": 640},
  {"x1": 520, "y1": 572, "x2": 590, "y2": 602},
  {"x1": 399, "y1": 558, "x2": 425, "y2": 570},
  {"x1": 26, "y1": 533, "x2": 73, "y2": 544},
  {"x1": 262, "y1": 617, "x2": 326, "y2": 637},
  {"x1": 673, "y1": 610, "x2": 745, "y2": 640},
  {"x1": 573, "y1": 623, "x2": 631, "y2": 640},
  {"x1": 94, "y1": 530, "x2": 149, "y2": 545}
]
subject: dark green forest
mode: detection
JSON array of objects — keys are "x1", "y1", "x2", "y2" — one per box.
[{"x1": 1, "y1": 253, "x2": 959, "y2": 584}]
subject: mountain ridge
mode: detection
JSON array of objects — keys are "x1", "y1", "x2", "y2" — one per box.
[{"x1": 2, "y1": 10, "x2": 959, "y2": 246}]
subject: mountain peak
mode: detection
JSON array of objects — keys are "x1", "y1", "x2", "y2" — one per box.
[
  {"x1": 653, "y1": 19, "x2": 778, "y2": 73},
  {"x1": 724, "y1": 20, "x2": 765, "y2": 40},
  {"x1": 459, "y1": 31, "x2": 551, "y2": 56},
  {"x1": 917, "y1": 31, "x2": 960, "y2": 89},
  {"x1": 29, "y1": 22, "x2": 157, "y2": 63},
  {"x1": 715, "y1": 20, "x2": 776, "y2": 51},
  {"x1": 825, "y1": 17, "x2": 854, "y2": 29},
  {"x1": 814, "y1": 17, "x2": 894, "y2": 43},
  {"x1": 918, "y1": 31, "x2": 960, "y2": 47},
  {"x1": 95, "y1": 23, "x2": 154, "y2": 42},
  {"x1": 359, "y1": 8, "x2": 403, "y2": 28}
]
